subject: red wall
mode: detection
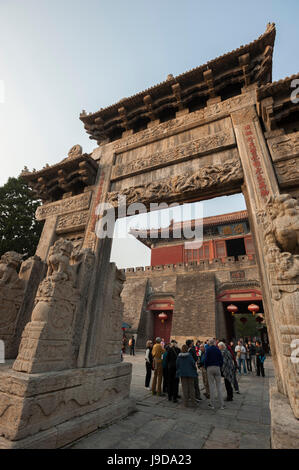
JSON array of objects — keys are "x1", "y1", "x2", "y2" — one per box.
[
  {"x1": 151, "y1": 244, "x2": 184, "y2": 266},
  {"x1": 151, "y1": 235, "x2": 255, "y2": 266}
]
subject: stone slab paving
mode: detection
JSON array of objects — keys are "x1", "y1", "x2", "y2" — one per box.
[{"x1": 70, "y1": 351, "x2": 274, "y2": 449}]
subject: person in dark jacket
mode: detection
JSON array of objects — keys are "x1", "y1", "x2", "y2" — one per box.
[
  {"x1": 247, "y1": 340, "x2": 256, "y2": 372},
  {"x1": 145, "y1": 340, "x2": 153, "y2": 389},
  {"x1": 129, "y1": 336, "x2": 135, "y2": 356},
  {"x1": 198, "y1": 342, "x2": 210, "y2": 398},
  {"x1": 218, "y1": 342, "x2": 235, "y2": 401},
  {"x1": 176, "y1": 344, "x2": 198, "y2": 407},
  {"x1": 186, "y1": 339, "x2": 201, "y2": 401},
  {"x1": 223, "y1": 338, "x2": 240, "y2": 394},
  {"x1": 255, "y1": 340, "x2": 265, "y2": 377},
  {"x1": 162, "y1": 344, "x2": 170, "y2": 394},
  {"x1": 204, "y1": 338, "x2": 224, "y2": 409},
  {"x1": 166, "y1": 340, "x2": 181, "y2": 402}
]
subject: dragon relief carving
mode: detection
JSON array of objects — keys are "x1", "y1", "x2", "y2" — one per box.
[
  {"x1": 264, "y1": 194, "x2": 299, "y2": 280},
  {"x1": 107, "y1": 159, "x2": 243, "y2": 207}
]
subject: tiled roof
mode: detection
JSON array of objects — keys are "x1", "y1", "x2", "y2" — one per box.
[
  {"x1": 194, "y1": 210, "x2": 248, "y2": 227},
  {"x1": 257, "y1": 72, "x2": 299, "y2": 100},
  {"x1": 131, "y1": 210, "x2": 248, "y2": 239},
  {"x1": 82, "y1": 24, "x2": 275, "y2": 119},
  {"x1": 81, "y1": 24, "x2": 276, "y2": 143}
]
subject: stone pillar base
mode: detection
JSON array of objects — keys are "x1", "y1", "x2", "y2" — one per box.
[
  {"x1": 0, "y1": 362, "x2": 135, "y2": 449},
  {"x1": 270, "y1": 384, "x2": 299, "y2": 449}
]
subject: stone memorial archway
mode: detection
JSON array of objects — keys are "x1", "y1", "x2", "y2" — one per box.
[{"x1": 0, "y1": 23, "x2": 298, "y2": 448}]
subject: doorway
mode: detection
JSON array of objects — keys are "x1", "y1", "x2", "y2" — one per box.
[{"x1": 153, "y1": 310, "x2": 173, "y2": 344}]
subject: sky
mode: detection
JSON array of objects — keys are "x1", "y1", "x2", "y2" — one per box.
[{"x1": 0, "y1": 0, "x2": 298, "y2": 267}]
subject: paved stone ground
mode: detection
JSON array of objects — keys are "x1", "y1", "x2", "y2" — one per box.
[{"x1": 71, "y1": 351, "x2": 274, "y2": 449}]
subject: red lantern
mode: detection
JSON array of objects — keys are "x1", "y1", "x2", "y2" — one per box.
[
  {"x1": 248, "y1": 304, "x2": 259, "y2": 315},
  {"x1": 227, "y1": 304, "x2": 238, "y2": 316},
  {"x1": 158, "y1": 312, "x2": 168, "y2": 324},
  {"x1": 240, "y1": 317, "x2": 247, "y2": 324}
]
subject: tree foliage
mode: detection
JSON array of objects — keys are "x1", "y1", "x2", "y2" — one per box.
[{"x1": 0, "y1": 176, "x2": 43, "y2": 257}]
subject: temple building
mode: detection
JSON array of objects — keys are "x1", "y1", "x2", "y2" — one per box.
[{"x1": 121, "y1": 210, "x2": 268, "y2": 348}]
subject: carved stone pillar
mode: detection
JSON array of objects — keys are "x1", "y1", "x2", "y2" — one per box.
[
  {"x1": 0, "y1": 252, "x2": 26, "y2": 358},
  {"x1": 231, "y1": 105, "x2": 299, "y2": 424},
  {"x1": 35, "y1": 215, "x2": 57, "y2": 261},
  {"x1": 0, "y1": 238, "x2": 133, "y2": 448},
  {"x1": 13, "y1": 239, "x2": 80, "y2": 373}
]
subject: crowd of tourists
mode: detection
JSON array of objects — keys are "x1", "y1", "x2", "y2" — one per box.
[{"x1": 144, "y1": 337, "x2": 266, "y2": 409}]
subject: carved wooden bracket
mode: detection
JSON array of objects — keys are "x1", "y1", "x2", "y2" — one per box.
[
  {"x1": 171, "y1": 83, "x2": 184, "y2": 111},
  {"x1": 203, "y1": 69, "x2": 216, "y2": 99},
  {"x1": 143, "y1": 94, "x2": 156, "y2": 121},
  {"x1": 118, "y1": 106, "x2": 130, "y2": 131},
  {"x1": 239, "y1": 53, "x2": 251, "y2": 87}
]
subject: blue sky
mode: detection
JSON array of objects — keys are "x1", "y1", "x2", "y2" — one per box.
[{"x1": 0, "y1": 0, "x2": 298, "y2": 267}]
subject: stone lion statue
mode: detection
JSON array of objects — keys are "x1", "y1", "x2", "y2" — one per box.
[
  {"x1": 0, "y1": 251, "x2": 24, "y2": 287},
  {"x1": 264, "y1": 194, "x2": 299, "y2": 279},
  {"x1": 46, "y1": 238, "x2": 74, "y2": 284},
  {"x1": 266, "y1": 194, "x2": 299, "y2": 254}
]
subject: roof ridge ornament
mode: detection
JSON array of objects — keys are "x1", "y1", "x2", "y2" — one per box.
[
  {"x1": 68, "y1": 144, "x2": 83, "y2": 158},
  {"x1": 266, "y1": 22, "x2": 275, "y2": 33}
]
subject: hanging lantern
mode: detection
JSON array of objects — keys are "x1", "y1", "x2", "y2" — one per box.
[
  {"x1": 227, "y1": 304, "x2": 238, "y2": 316},
  {"x1": 158, "y1": 312, "x2": 168, "y2": 324},
  {"x1": 248, "y1": 304, "x2": 259, "y2": 315},
  {"x1": 240, "y1": 317, "x2": 247, "y2": 324},
  {"x1": 256, "y1": 315, "x2": 264, "y2": 324}
]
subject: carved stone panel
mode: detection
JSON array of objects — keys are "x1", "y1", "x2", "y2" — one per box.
[
  {"x1": 56, "y1": 210, "x2": 90, "y2": 234},
  {"x1": 268, "y1": 131, "x2": 299, "y2": 162},
  {"x1": 102, "y1": 269, "x2": 126, "y2": 364},
  {"x1": 274, "y1": 158, "x2": 299, "y2": 188},
  {"x1": 111, "y1": 128, "x2": 236, "y2": 181},
  {"x1": 107, "y1": 159, "x2": 243, "y2": 209},
  {"x1": 35, "y1": 192, "x2": 92, "y2": 221}
]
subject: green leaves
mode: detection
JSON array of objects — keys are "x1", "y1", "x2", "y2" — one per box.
[{"x1": 0, "y1": 176, "x2": 43, "y2": 257}]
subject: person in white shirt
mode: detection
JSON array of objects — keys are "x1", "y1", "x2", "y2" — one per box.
[{"x1": 235, "y1": 340, "x2": 247, "y2": 374}]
